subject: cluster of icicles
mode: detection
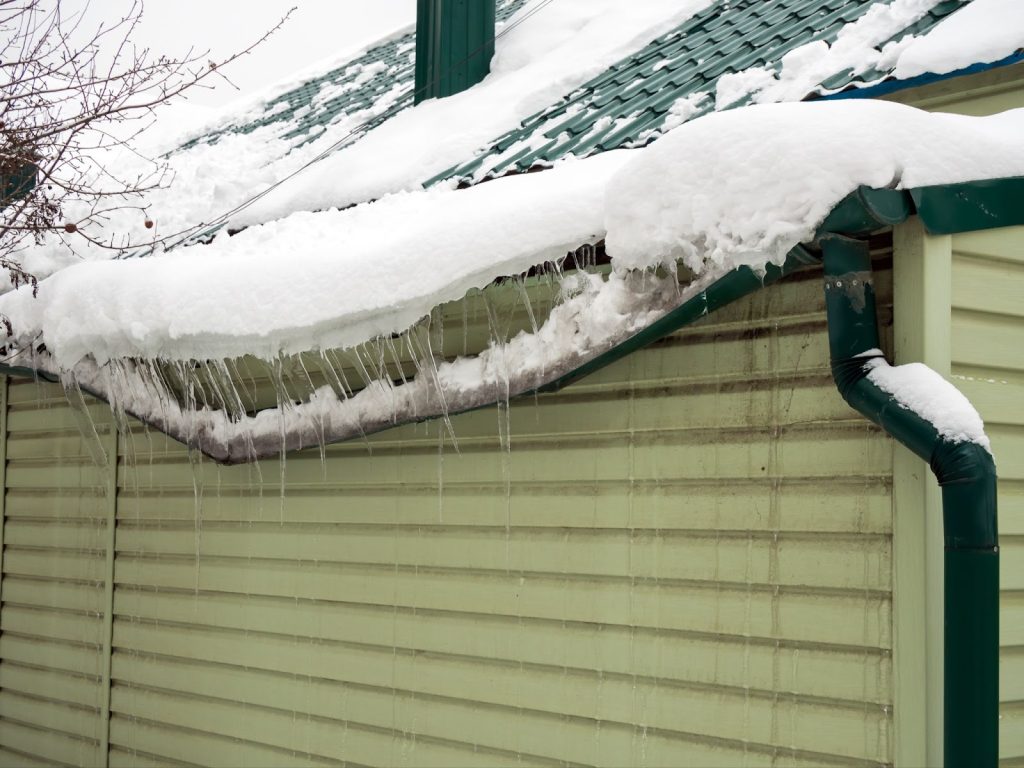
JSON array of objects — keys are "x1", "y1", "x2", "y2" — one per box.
[{"x1": 12, "y1": 254, "x2": 691, "y2": 464}]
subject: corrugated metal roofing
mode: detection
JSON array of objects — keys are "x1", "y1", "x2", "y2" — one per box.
[{"x1": 433, "y1": 0, "x2": 967, "y2": 185}]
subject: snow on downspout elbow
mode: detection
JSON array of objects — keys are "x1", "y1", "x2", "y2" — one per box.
[{"x1": 862, "y1": 357, "x2": 992, "y2": 451}]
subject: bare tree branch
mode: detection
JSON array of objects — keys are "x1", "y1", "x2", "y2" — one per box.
[{"x1": 0, "y1": 0, "x2": 293, "y2": 299}]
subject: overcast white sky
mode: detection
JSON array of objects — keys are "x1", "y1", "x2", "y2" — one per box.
[{"x1": 67, "y1": 0, "x2": 417, "y2": 108}]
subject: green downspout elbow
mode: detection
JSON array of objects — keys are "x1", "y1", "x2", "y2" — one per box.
[{"x1": 820, "y1": 234, "x2": 999, "y2": 767}]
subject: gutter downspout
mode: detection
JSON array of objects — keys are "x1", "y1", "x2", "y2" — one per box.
[{"x1": 820, "y1": 233, "x2": 999, "y2": 768}]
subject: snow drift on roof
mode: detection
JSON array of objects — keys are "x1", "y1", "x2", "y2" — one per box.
[
  {"x1": 605, "y1": 100, "x2": 1024, "y2": 275},
  {"x1": 228, "y1": 0, "x2": 717, "y2": 228},
  {"x1": 893, "y1": 0, "x2": 1024, "y2": 79}
]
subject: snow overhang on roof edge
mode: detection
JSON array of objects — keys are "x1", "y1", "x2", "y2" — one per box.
[{"x1": 2, "y1": 175, "x2": 1022, "y2": 464}]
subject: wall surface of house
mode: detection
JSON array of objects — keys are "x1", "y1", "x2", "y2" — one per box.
[{"x1": 0, "y1": 262, "x2": 899, "y2": 767}]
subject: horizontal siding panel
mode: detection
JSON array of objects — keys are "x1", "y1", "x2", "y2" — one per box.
[
  {"x1": 1004, "y1": 539, "x2": 1024, "y2": 591},
  {"x1": 990, "y1": 425, "x2": 1024, "y2": 481},
  {"x1": 1004, "y1": 703, "x2": 1024, "y2": 762},
  {"x1": 112, "y1": 652, "x2": 890, "y2": 764},
  {"x1": 952, "y1": 309, "x2": 1024, "y2": 374},
  {"x1": 116, "y1": 479, "x2": 893, "y2": 534},
  {"x1": 1005, "y1": 592, "x2": 1024, "y2": 646},
  {"x1": 114, "y1": 524, "x2": 891, "y2": 590},
  {"x1": 3, "y1": 519, "x2": 107, "y2": 551},
  {"x1": 954, "y1": 377, "x2": 1024, "y2": 428},
  {"x1": 116, "y1": 424, "x2": 893, "y2": 491},
  {"x1": 5, "y1": 432, "x2": 111, "y2": 462},
  {"x1": 2, "y1": 548, "x2": 106, "y2": 583},
  {"x1": 4, "y1": 402, "x2": 112, "y2": 435},
  {"x1": 109, "y1": 680, "x2": 878, "y2": 768},
  {"x1": 0, "y1": 719, "x2": 100, "y2": 766},
  {"x1": 114, "y1": 589, "x2": 890, "y2": 703},
  {"x1": 0, "y1": 663, "x2": 101, "y2": 709},
  {"x1": 0, "y1": 635, "x2": 104, "y2": 678},
  {"x1": 1000, "y1": 482, "x2": 1024, "y2": 535},
  {"x1": 0, "y1": 747, "x2": 54, "y2": 767},
  {"x1": 1003, "y1": 647, "x2": 1024, "y2": 702},
  {"x1": 5, "y1": 380, "x2": 70, "y2": 405},
  {"x1": 1, "y1": 578, "x2": 105, "y2": 614},
  {"x1": 1, "y1": 606, "x2": 103, "y2": 646},
  {"x1": 954, "y1": 227, "x2": 1024, "y2": 266},
  {"x1": 602, "y1": 328, "x2": 833, "y2": 385},
  {"x1": 109, "y1": 716, "x2": 342, "y2": 768},
  {"x1": 111, "y1": 687, "x2": 544, "y2": 768},
  {"x1": 108, "y1": 746, "x2": 197, "y2": 768},
  {"x1": 952, "y1": 253, "x2": 1024, "y2": 319},
  {"x1": 0, "y1": 690, "x2": 101, "y2": 742},
  {"x1": 113, "y1": 558, "x2": 890, "y2": 649},
  {"x1": 3, "y1": 490, "x2": 107, "y2": 522},
  {"x1": 4, "y1": 461, "x2": 108, "y2": 492}
]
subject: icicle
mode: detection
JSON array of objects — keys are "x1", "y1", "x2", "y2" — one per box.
[
  {"x1": 421, "y1": 320, "x2": 458, "y2": 452},
  {"x1": 514, "y1": 274, "x2": 539, "y2": 335},
  {"x1": 59, "y1": 372, "x2": 109, "y2": 468},
  {"x1": 384, "y1": 335, "x2": 408, "y2": 386}
]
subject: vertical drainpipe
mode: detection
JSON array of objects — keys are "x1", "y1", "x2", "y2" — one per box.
[
  {"x1": 414, "y1": 0, "x2": 496, "y2": 103},
  {"x1": 820, "y1": 233, "x2": 999, "y2": 767}
]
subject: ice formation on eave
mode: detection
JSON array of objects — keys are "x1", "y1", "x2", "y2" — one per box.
[{"x1": 1, "y1": 99, "x2": 1020, "y2": 459}]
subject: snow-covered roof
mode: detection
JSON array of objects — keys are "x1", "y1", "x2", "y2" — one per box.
[{"x1": 1, "y1": 0, "x2": 1022, "y2": 462}]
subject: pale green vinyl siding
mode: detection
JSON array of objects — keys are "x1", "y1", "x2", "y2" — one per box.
[
  {"x1": 0, "y1": 261, "x2": 898, "y2": 766},
  {"x1": 0, "y1": 379, "x2": 113, "y2": 766},
  {"x1": 950, "y1": 227, "x2": 1024, "y2": 765}
]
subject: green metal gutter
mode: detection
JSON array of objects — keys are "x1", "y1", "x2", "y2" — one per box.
[{"x1": 820, "y1": 233, "x2": 998, "y2": 768}]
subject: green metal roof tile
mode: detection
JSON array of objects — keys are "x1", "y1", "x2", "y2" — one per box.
[
  {"x1": 432, "y1": 0, "x2": 972, "y2": 186},
  {"x1": 175, "y1": 0, "x2": 985, "y2": 219},
  {"x1": 178, "y1": 0, "x2": 529, "y2": 154}
]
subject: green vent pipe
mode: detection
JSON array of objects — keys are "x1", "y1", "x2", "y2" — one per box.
[
  {"x1": 820, "y1": 233, "x2": 999, "y2": 768},
  {"x1": 414, "y1": 0, "x2": 495, "y2": 103}
]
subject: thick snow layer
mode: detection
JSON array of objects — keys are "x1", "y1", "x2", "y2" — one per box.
[
  {"x1": 4, "y1": 100, "x2": 1024, "y2": 377},
  {"x1": 894, "y1": 0, "x2": 1024, "y2": 79},
  {"x1": 605, "y1": 100, "x2": 1024, "y2": 275},
  {"x1": 864, "y1": 357, "x2": 991, "y2": 450},
  {"x1": 0, "y1": 151, "x2": 631, "y2": 369},
  {"x1": 2, "y1": 99, "x2": 1013, "y2": 458},
  {"x1": 228, "y1": 0, "x2": 715, "y2": 227}
]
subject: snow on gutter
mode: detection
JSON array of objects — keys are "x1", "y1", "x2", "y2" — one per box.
[{"x1": 1, "y1": 100, "x2": 1022, "y2": 461}]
